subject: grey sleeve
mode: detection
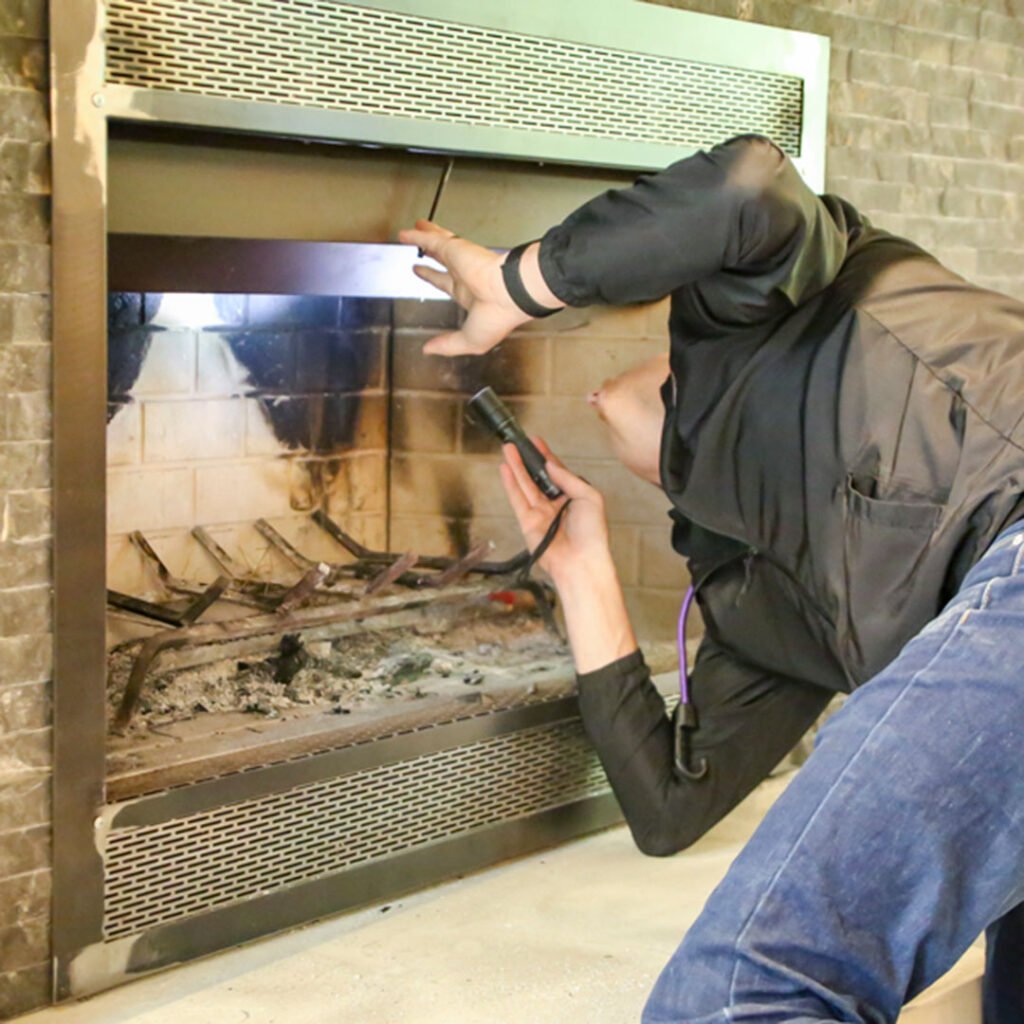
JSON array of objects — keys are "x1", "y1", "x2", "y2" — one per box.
[
  {"x1": 576, "y1": 641, "x2": 833, "y2": 857},
  {"x1": 537, "y1": 134, "x2": 847, "y2": 321}
]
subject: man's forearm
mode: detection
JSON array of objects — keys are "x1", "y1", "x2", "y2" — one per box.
[{"x1": 550, "y1": 554, "x2": 638, "y2": 674}]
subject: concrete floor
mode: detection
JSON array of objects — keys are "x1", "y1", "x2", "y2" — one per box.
[{"x1": 19, "y1": 776, "x2": 983, "y2": 1024}]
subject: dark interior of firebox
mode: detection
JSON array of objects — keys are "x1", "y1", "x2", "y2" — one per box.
[{"x1": 105, "y1": 265, "x2": 579, "y2": 791}]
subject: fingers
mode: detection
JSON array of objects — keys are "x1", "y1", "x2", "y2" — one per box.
[
  {"x1": 503, "y1": 444, "x2": 545, "y2": 508},
  {"x1": 499, "y1": 462, "x2": 534, "y2": 525},
  {"x1": 413, "y1": 264, "x2": 454, "y2": 298},
  {"x1": 422, "y1": 331, "x2": 490, "y2": 357},
  {"x1": 532, "y1": 436, "x2": 595, "y2": 501},
  {"x1": 399, "y1": 221, "x2": 456, "y2": 259}
]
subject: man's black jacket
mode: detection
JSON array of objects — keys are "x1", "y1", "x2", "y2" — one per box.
[{"x1": 535, "y1": 135, "x2": 1024, "y2": 855}]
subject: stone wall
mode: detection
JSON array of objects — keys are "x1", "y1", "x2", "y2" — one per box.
[
  {"x1": 646, "y1": 0, "x2": 1024, "y2": 302},
  {"x1": 0, "y1": 0, "x2": 52, "y2": 1019}
]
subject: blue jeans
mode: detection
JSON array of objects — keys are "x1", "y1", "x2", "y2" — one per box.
[{"x1": 644, "y1": 518, "x2": 1024, "y2": 1024}]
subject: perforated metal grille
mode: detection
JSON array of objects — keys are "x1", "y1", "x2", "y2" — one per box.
[
  {"x1": 105, "y1": 0, "x2": 803, "y2": 155},
  {"x1": 103, "y1": 719, "x2": 608, "y2": 938}
]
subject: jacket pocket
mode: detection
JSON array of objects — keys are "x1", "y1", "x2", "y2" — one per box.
[{"x1": 840, "y1": 475, "x2": 944, "y2": 683}]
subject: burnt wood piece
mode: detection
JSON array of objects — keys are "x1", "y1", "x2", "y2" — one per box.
[
  {"x1": 112, "y1": 580, "x2": 513, "y2": 732},
  {"x1": 311, "y1": 511, "x2": 532, "y2": 576}
]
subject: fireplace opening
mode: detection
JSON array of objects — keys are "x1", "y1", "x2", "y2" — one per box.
[{"x1": 103, "y1": 240, "x2": 601, "y2": 797}]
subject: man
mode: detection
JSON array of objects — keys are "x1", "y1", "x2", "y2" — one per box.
[{"x1": 399, "y1": 134, "x2": 1024, "y2": 1023}]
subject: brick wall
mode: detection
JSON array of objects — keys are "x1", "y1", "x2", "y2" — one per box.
[
  {"x1": 0, "y1": 0, "x2": 52, "y2": 1018},
  {"x1": 390, "y1": 299, "x2": 680, "y2": 638},
  {"x1": 645, "y1": 0, "x2": 1024, "y2": 302},
  {"x1": 106, "y1": 294, "x2": 388, "y2": 596}
]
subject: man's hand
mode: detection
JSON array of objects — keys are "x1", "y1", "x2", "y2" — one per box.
[
  {"x1": 499, "y1": 438, "x2": 611, "y2": 585},
  {"x1": 500, "y1": 438, "x2": 637, "y2": 673},
  {"x1": 398, "y1": 220, "x2": 532, "y2": 357}
]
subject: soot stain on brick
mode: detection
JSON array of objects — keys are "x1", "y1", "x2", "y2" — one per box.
[
  {"x1": 225, "y1": 297, "x2": 386, "y2": 454},
  {"x1": 436, "y1": 468, "x2": 473, "y2": 556},
  {"x1": 107, "y1": 293, "x2": 148, "y2": 423}
]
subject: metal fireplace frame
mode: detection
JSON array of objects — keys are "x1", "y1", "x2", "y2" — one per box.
[{"x1": 51, "y1": 0, "x2": 829, "y2": 999}]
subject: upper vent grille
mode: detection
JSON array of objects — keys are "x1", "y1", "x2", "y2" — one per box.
[{"x1": 106, "y1": 0, "x2": 804, "y2": 156}]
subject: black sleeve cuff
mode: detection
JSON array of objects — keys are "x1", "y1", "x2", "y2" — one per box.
[{"x1": 576, "y1": 648, "x2": 646, "y2": 691}]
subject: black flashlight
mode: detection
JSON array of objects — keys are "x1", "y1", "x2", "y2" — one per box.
[{"x1": 466, "y1": 386, "x2": 563, "y2": 499}]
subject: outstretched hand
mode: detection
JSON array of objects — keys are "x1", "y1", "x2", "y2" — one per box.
[
  {"x1": 398, "y1": 220, "x2": 532, "y2": 357},
  {"x1": 499, "y1": 438, "x2": 612, "y2": 584}
]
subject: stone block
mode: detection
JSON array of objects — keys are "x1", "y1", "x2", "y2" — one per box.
[
  {"x1": 0, "y1": 140, "x2": 47, "y2": 199},
  {"x1": 391, "y1": 393, "x2": 460, "y2": 454},
  {"x1": 108, "y1": 466, "x2": 194, "y2": 533},
  {"x1": 0, "y1": 769, "x2": 48, "y2": 830},
  {"x1": 892, "y1": 28, "x2": 953, "y2": 66},
  {"x1": 952, "y1": 38, "x2": 1014, "y2": 76},
  {"x1": 0, "y1": 636, "x2": 50, "y2": 686},
  {"x1": 0, "y1": 441, "x2": 49, "y2": 489},
  {"x1": 0, "y1": 342, "x2": 49, "y2": 391},
  {"x1": 0, "y1": 914, "x2": 47, "y2": 975},
  {"x1": 392, "y1": 332, "x2": 549, "y2": 396},
  {"x1": 0, "y1": 585, "x2": 49, "y2": 636},
  {"x1": 849, "y1": 49, "x2": 910, "y2": 89},
  {"x1": 0, "y1": 140, "x2": 29, "y2": 196},
  {"x1": 0, "y1": 962, "x2": 49, "y2": 1020},
  {"x1": 0, "y1": 682, "x2": 49, "y2": 734},
  {"x1": 0, "y1": 241, "x2": 47, "y2": 293},
  {"x1": 0, "y1": 823, "x2": 48, "y2": 879},
  {"x1": 551, "y1": 337, "x2": 666, "y2": 396},
  {"x1": 0, "y1": 869, "x2": 48, "y2": 931},
  {"x1": 2, "y1": 294, "x2": 48, "y2": 344},
  {"x1": 3, "y1": 490, "x2": 48, "y2": 541},
  {"x1": 143, "y1": 397, "x2": 246, "y2": 463},
  {"x1": 0, "y1": 193, "x2": 47, "y2": 245},
  {"x1": 6, "y1": 390, "x2": 49, "y2": 441},
  {"x1": 0, "y1": 88, "x2": 46, "y2": 143},
  {"x1": 0, "y1": 0, "x2": 46, "y2": 38},
  {"x1": 0, "y1": 539, "x2": 48, "y2": 588},
  {"x1": 968, "y1": 100, "x2": 1022, "y2": 138}
]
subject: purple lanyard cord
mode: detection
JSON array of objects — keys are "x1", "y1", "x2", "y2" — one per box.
[{"x1": 677, "y1": 584, "x2": 695, "y2": 705}]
